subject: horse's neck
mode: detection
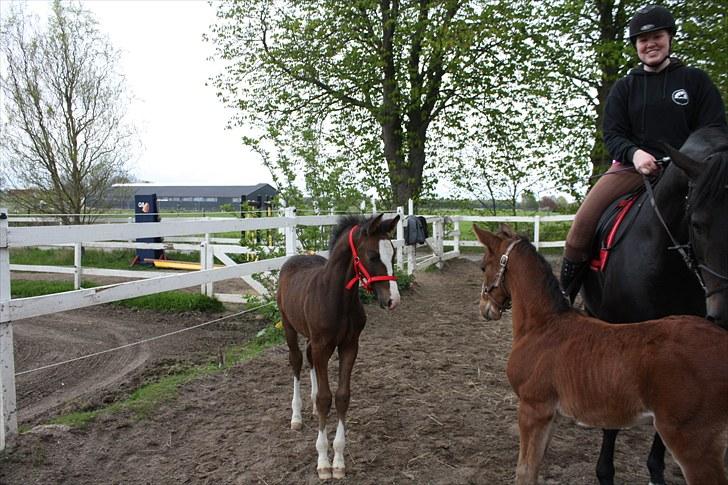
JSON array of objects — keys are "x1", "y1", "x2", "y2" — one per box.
[
  {"x1": 647, "y1": 164, "x2": 690, "y2": 236},
  {"x1": 323, "y1": 240, "x2": 359, "y2": 298},
  {"x1": 508, "y1": 250, "x2": 566, "y2": 339}
]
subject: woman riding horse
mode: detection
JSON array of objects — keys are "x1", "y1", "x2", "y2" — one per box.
[
  {"x1": 561, "y1": 4, "x2": 727, "y2": 300},
  {"x1": 559, "y1": 5, "x2": 727, "y2": 485}
]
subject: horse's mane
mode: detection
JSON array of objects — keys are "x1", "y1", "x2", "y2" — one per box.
[
  {"x1": 328, "y1": 214, "x2": 368, "y2": 252},
  {"x1": 691, "y1": 149, "x2": 728, "y2": 210},
  {"x1": 502, "y1": 232, "x2": 571, "y2": 314}
]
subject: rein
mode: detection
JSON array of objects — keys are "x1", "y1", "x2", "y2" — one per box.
[
  {"x1": 642, "y1": 152, "x2": 728, "y2": 297},
  {"x1": 481, "y1": 238, "x2": 522, "y2": 312},
  {"x1": 641, "y1": 173, "x2": 707, "y2": 293},
  {"x1": 344, "y1": 225, "x2": 397, "y2": 293}
]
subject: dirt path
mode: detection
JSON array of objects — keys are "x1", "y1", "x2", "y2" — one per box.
[{"x1": 1, "y1": 259, "x2": 687, "y2": 484}]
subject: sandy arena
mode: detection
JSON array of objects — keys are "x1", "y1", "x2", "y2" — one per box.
[{"x1": 1, "y1": 258, "x2": 687, "y2": 484}]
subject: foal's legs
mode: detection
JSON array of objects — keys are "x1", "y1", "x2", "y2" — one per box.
[
  {"x1": 312, "y1": 340, "x2": 336, "y2": 480},
  {"x1": 307, "y1": 342, "x2": 318, "y2": 415},
  {"x1": 332, "y1": 336, "x2": 360, "y2": 479},
  {"x1": 656, "y1": 424, "x2": 728, "y2": 485},
  {"x1": 283, "y1": 320, "x2": 304, "y2": 430},
  {"x1": 516, "y1": 401, "x2": 556, "y2": 485}
]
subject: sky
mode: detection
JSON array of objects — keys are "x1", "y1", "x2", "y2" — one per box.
[{"x1": 4, "y1": 0, "x2": 273, "y2": 187}]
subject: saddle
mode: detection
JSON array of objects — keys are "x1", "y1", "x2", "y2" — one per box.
[{"x1": 589, "y1": 187, "x2": 647, "y2": 272}]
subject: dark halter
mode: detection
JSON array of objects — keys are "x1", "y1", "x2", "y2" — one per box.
[
  {"x1": 481, "y1": 238, "x2": 522, "y2": 312},
  {"x1": 344, "y1": 225, "x2": 397, "y2": 293}
]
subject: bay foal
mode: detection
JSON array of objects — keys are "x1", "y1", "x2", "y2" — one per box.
[
  {"x1": 474, "y1": 224, "x2": 728, "y2": 485},
  {"x1": 277, "y1": 213, "x2": 400, "y2": 479}
]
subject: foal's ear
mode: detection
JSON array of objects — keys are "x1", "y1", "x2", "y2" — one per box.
[
  {"x1": 499, "y1": 223, "x2": 518, "y2": 239},
  {"x1": 365, "y1": 213, "x2": 385, "y2": 235},
  {"x1": 661, "y1": 141, "x2": 702, "y2": 180},
  {"x1": 381, "y1": 214, "x2": 400, "y2": 235},
  {"x1": 473, "y1": 224, "x2": 499, "y2": 250}
]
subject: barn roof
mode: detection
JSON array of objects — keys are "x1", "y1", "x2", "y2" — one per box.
[{"x1": 112, "y1": 183, "x2": 276, "y2": 198}]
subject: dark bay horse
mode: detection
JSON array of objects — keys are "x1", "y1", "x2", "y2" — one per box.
[
  {"x1": 474, "y1": 224, "x2": 728, "y2": 485},
  {"x1": 582, "y1": 126, "x2": 728, "y2": 484},
  {"x1": 276, "y1": 213, "x2": 400, "y2": 480}
]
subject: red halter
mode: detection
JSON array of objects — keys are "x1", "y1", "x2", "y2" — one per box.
[{"x1": 344, "y1": 225, "x2": 397, "y2": 293}]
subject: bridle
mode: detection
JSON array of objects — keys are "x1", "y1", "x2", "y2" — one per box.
[
  {"x1": 480, "y1": 238, "x2": 522, "y2": 313},
  {"x1": 642, "y1": 155, "x2": 728, "y2": 298},
  {"x1": 344, "y1": 225, "x2": 397, "y2": 293}
]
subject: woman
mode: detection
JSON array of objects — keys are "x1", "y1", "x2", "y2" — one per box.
[{"x1": 560, "y1": 4, "x2": 727, "y2": 302}]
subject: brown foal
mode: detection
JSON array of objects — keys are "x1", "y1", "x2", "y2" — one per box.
[
  {"x1": 276, "y1": 213, "x2": 400, "y2": 480},
  {"x1": 474, "y1": 224, "x2": 728, "y2": 485}
]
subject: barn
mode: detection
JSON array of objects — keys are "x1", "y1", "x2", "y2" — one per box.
[{"x1": 110, "y1": 183, "x2": 277, "y2": 212}]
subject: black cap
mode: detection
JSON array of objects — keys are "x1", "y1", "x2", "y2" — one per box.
[{"x1": 628, "y1": 5, "x2": 676, "y2": 44}]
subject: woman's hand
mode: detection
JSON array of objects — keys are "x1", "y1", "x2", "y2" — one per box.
[{"x1": 632, "y1": 149, "x2": 661, "y2": 175}]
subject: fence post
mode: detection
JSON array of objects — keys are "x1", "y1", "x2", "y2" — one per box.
[
  {"x1": 406, "y1": 203, "x2": 415, "y2": 275},
  {"x1": 284, "y1": 207, "x2": 297, "y2": 257},
  {"x1": 533, "y1": 215, "x2": 541, "y2": 252},
  {"x1": 200, "y1": 234, "x2": 213, "y2": 297},
  {"x1": 0, "y1": 208, "x2": 18, "y2": 451},
  {"x1": 74, "y1": 243, "x2": 83, "y2": 290},
  {"x1": 395, "y1": 207, "x2": 404, "y2": 272},
  {"x1": 453, "y1": 218, "x2": 461, "y2": 256},
  {"x1": 434, "y1": 218, "x2": 444, "y2": 269}
]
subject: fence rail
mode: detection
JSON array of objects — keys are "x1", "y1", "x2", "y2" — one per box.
[{"x1": 0, "y1": 206, "x2": 574, "y2": 449}]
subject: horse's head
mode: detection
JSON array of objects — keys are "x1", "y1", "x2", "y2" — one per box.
[
  {"x1": 473, "y1": 223, "x2": 521, "y2": 321},
  {"x1": 664, "y1": 138, "x2": 728, "y2": 328},
  {"x1": 350, "y1": 213, "x2": 401, "y2": 310}
]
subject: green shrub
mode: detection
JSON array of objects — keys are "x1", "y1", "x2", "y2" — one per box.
[{"x1": 116, "y1": 292, "x2": 224, "y2": 312}]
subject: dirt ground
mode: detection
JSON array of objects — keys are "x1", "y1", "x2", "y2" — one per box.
[{"x1": 0, "y1": 258, "x2": 688, "y2": 484}]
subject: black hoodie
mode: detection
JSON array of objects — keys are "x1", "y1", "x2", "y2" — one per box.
[{"x1": 603, "y1": 57, "x2": 727, "y2": 164}]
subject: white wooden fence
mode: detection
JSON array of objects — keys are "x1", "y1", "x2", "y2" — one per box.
[{"x1": 0, "y1": 206, "x2": 573, "y2": 449}]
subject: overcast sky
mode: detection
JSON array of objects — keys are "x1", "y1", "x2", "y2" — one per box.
[{"x1": 5, "y1": 0, "x2": 272, "y2": 187}]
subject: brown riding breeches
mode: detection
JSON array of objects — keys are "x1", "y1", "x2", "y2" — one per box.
[{"x1": 564, "y1": 162, "x2": 643, "y2": 263}]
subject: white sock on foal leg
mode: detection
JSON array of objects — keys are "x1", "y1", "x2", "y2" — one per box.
[
  {"x1": 316, "y1": 426, "x2": 332, "y2": 479},
  {"x1": 290, "y1": 376, "x2": 303, "y2": 430},
  {"x1": 310, "y1": 368, "x2": 318, "y2": 414},
  {"x1": 332, "y1": 419, "x2": 346, "y2": 479}
]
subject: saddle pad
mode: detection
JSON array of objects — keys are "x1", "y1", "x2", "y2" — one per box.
[{"x1": 589, "y1": 188, "x2": 647, "y2": 272}]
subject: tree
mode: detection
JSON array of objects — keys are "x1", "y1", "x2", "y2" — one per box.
[
  {"x1": 539, "y1": 0, "x2": 727, "y2": 180},
  {"x1": 0, "y1": 1, "x2": 134, "y2": 223},
  {"x1": 209, "y1": 0, "x2": 558, "y2": 208}
]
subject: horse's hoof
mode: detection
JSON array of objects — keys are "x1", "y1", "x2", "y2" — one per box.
[
  {"x1": 290, "y1": 420, "x2": 303, "y2": 430},
  {"x1": 317, "y1": 467, "x2": 332, "y2": 480},
  {"x1": 332, "y1": 467, "x2": 345, "y2": 479}
]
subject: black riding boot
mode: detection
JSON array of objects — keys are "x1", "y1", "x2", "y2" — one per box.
[{"x1": 560, "y1": 258, "x2": 588, "y2": 305}]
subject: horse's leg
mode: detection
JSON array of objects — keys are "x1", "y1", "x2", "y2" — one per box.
[
  {"x1": 312, "y1": 341, "x2": 336, "y2": 480},
  {"x1": 307, "y1": 342, "x2": 318, "y2": 415},
  {"x1": 655, "y1": 423, "x2": 728, "y2": 485},
  {"x1": 283, "y1": 319, "x2": 303, "y2": 430},
  {"x1": 646, "y1": 432, "x2": 667, "y2": 485},
  {"x1": 332, "y1": 336, "x2": 360, "y2": 479},
  {"x1": 515, "y1": 401, "x2": 556, "y2": 485},
  {"x1": 596, "y1": 429, "x2": 618, "y2": 485}
]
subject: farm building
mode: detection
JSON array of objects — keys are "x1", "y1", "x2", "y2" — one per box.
[{"x1": 110, "y1": 183, "x2": 277, "y2": 212}]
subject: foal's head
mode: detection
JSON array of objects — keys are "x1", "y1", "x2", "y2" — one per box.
[
  {"x1": 330, "y1": 213, "x2": 401, "y2": 310},
  {"x1": 665, "y1": 139, "x2": 728, "y2": 328},
  {"x1": 472, "y1": 224, "x2": 521, "y2": 321},
  {"x1": 473, "y1": 223, "x2": 570, "y2": 322}
]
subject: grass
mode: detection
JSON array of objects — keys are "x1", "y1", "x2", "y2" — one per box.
[
  {"x1": 11, "y1": 279, "x2": 224, "y2": 312},
  {"x1": 45, "y1": 318, "x2": 285, "y2": 428},
  {"x1": 10, "y1": 247, "x2": 202, "y2": 268}
]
